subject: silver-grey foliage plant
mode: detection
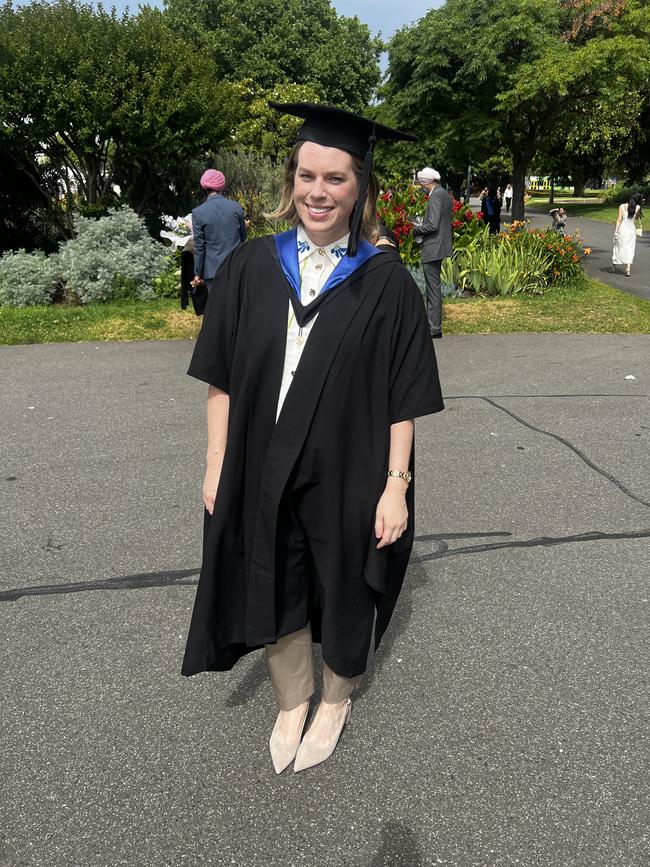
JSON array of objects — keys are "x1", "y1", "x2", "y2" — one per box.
[
  {"x1": 58, "y1": 207, "x2": 167, "y2": 304},
  {"x1": 0, "y1": 250, "x2": 60, "y2": 307}
]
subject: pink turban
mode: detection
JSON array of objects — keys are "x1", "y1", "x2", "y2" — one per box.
[{"x1": 200, "y1": 169, "x2": 226, "y2": 191}]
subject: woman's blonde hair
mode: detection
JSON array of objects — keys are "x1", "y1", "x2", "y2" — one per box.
[{"x1": 266, "y1": 141, "x2": 378, "y2": 241}]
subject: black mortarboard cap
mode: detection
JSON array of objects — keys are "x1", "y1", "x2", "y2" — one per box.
[{"x1": 269, "y1": 102, "x2": 416, "y2": 255}]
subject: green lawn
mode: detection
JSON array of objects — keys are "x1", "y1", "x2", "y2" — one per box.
[
  {"x1": 1, "y1": 279, "x2": 648, "y2": 345},
  {"x1": 444, "y1": 279, "x2": 650, "y2": 333},
  {"x1": 0, "y1": 298, "x2": 201, "y2": 345}
]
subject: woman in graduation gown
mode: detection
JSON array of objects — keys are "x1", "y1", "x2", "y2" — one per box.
[{"x1": 182, "y1": 103, "x2": 444, "y2": 773}]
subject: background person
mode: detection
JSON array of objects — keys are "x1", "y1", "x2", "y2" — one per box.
[
  {"x1": 549, "y1": 207, "x2": 567, "y2": 235},
  {"x1": 413, "y1": 167, "x2": 453, "y2": 339},
  {"x1": 371, "y1": 219, "x2": 399, "y2": 259},
  {"x1": 181, "y1": 102, "x2": 444, "y2": 775},
  {"x1": 612, "y1": 193, "x2": 644, "y2": 277},
  {"x1": 483, "y1": 186, "x2": 502, "y2": 235},
  {"x1": 503, "y1": 183, "x2": 513, "y2": 212},
  {"x1": 192, "y1": 169, "x2": 247, "y2": 292}
]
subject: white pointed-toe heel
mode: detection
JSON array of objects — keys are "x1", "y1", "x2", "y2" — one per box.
[
  {"x1": 293, "y1": 698, "x2": 352, "y2": 773},
  {"x1": 269, "y1": 702, "x2": 310, "y2": 774}
]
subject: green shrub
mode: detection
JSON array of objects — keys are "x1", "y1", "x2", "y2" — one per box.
[
  {"x1": 212, "y1": 150, "x2": 284, "y2": 235},
  {"x1": 0, "y1": 250, "x2": 60, "y2": 307},
  {"x1": 58, "y1": 207, "x2": 167, "y2": 304},
  {"x1": 377, "y1": 183, "x2": 487, "y2": 268},
  {"x1": 409, "y1": 264, "x2": 462, "y2": 299},
  {"x1": 440, "y1": 222, "x2": 588, "y2": 297},
  {"x1": 505, "y1": 222, "x2": 587, "y2": 287},
  {"x1": 376, "y1": 184, "x2": 427, "y2": 267},
  {"x1": 153, "y1": 254, "x2": 182, "y2": 298},
  {"x1": 603, "y1": 182, "x2": 650, "y2": 206}
]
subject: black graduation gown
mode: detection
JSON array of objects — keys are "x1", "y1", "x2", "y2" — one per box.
[{"x1": 181, "y1": 234, "x2": 444, "y2": 679}]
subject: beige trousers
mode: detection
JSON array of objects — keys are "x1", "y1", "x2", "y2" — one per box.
[{"x1": 265, "y1": 623, "x2": 362, "y2": 711}]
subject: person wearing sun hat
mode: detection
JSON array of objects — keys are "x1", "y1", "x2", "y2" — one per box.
[
  {"x1": 414, "y1": 166, "x2": 453, "y2": 339},
  {"x1": 191, "y1": 169, "x2": 247, "y2": 292},
  {"x1": 181, "y1": 103, "x2": 444, "y2": 774}
]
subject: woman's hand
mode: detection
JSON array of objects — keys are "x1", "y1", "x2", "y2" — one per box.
[
  {"x1": 202, "y1": 458, "x2": 223, "y2": 515},
  {"x1": 375, "y1": 481, "x2": 408, "y2": 549}
]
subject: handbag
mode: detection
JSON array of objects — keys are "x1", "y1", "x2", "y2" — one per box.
[{"x1": 190, "y1": 281, "x2": 209, "y2": 316}]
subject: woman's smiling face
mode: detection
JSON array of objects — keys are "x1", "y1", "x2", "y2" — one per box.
[{"x1": 293, "y1": 141, "x2": 359, "y2": 245}]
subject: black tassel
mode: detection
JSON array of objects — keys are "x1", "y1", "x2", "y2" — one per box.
[{"x1": 347, "y1": 127, "x2": 377, "y2": 257}]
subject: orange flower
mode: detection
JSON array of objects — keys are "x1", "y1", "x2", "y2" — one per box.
[{"x1": 584, "y1": 247, "x2": 591, "y2": 255}]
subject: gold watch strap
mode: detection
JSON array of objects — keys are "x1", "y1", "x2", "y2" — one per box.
[{"x1": 387, "y1": 470, "x2": 411, "y2": 484}]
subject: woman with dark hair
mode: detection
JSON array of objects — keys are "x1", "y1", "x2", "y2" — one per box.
[
  {"x1": 370, "y1": 219, "x2": 400, "y2": 259},
  {"x1": 181, "y1": 103, "x2": 444, "y2": 774},
  {"x1": 483, "y1": 187, "x2": 502, "y2": 235},
  {"x1": 612, "y1": 193, "x2": 643, "y2": 276}
]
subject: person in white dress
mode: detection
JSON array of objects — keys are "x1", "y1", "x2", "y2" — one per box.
[{"x1": 612, "y1": 193, "x2": 643, "y2": 276}]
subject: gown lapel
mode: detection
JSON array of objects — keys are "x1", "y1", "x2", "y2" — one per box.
[{"x1": 274, "y1": 227, "x2": 380, "y2": 327}]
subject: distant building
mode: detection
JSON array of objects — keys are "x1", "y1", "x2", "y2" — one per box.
[{"x1": 527, "y1": 175, "x2": 552, "y2": 191}]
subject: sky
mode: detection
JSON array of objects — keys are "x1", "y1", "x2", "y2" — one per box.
[{"x1": 331, "y1": 0, "x2": 440, "y2": 39}]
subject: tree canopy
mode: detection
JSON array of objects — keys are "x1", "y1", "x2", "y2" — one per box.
[
  {"x1": 163, "y1": 0, "x2": 382, "y2": 112},
  {"x1": 0, "y1": 0, "x2": 238, "y2": 239},
  {"x1": 0, "y1": 0, "x2": 382, "y2": 249},
  {"x1": 381, "y1": 0, "x2": 650, "y2": 217}
]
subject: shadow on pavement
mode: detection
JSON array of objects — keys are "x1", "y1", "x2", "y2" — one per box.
[{"x1": 368, "y1": 821, "x2": 425, "y2": 867}]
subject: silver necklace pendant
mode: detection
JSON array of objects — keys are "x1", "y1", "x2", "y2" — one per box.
[
  {"x1": 309, "y1": 288, "x2": 316, "y2": 297},
  {"x1": 296, "y1": 330, "x2": 304, "y2": 345}
]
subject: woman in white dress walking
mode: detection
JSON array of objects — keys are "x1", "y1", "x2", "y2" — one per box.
[{"x1": 612, "y1": 193, "x2": 643, "y2": 276}]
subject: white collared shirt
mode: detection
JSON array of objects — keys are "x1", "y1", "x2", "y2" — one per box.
[{"x1": 275, "y1": 226, "x2": 349, "y2": 420}]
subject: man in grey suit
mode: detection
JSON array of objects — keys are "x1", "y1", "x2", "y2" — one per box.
[
  {"x1": 192, "y1": 169, "x2": 247, "y2": 292},
  {"x1": 413, "y1": 167, "x2": 453, "y2": 339}
]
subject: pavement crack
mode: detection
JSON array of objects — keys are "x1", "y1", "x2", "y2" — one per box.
[
  {"x1": 414, "y1": 531, "x2": 512, "y2": 542},
  {"x1": 413, "y1": 528, "x2": 650, "y2": 563},
  {"x1": 447, "y1": 393, "x2": 647, "y2": 399},
  {"x1": 2, "y1": 529, "x2": 649, "y2": 600},
  {"x1": 0, "y1": 567, "x2": 200, "y2": 602},
  {"x1": 452, "y1": 395, "x2": 650, "y2": 509}
]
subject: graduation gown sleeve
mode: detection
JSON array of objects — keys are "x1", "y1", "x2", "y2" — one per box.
[
  {"x1": 187, "y1": 248, "x2": 243, "y2": 393},
  {"x1": 389, "y1": 269, "x2": 444, "y2": 424}
]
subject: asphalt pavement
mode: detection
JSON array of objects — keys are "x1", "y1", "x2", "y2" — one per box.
[{"x1": 1, "y1": 335, "x2": 649, "y2": 867}]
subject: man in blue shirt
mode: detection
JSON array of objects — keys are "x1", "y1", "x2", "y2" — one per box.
[{"x1": 192, "y1": 170, "x2": 247, "y2": 291}]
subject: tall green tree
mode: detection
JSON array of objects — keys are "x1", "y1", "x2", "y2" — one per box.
[
  {"x1": 382, "y1": 0, "x2": 650, "y2": 219},
  {"x1": 163, "y1": 0, "x2": 382, "y2": 114},
  {"x1": 0, "y1": 0, "x2": 238, "y2": 239},
  {"x1": 536, "y1": 87, "x2": 646, "y2": 195}
]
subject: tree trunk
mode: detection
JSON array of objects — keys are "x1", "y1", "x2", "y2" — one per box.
[
  {"x1": 549, "y1": 176, "x2": 555, "y2": 205},
  {"x1": 572, "y1": 165, "x2": 586, "y2": 197},
  {"x1": 510, "y1": 157, "x2": 529, "y2": 221}
]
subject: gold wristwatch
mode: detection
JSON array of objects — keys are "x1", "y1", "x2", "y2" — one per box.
[{"x1": 387, "y1": 470, "x2": 412, "y2": 485}]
